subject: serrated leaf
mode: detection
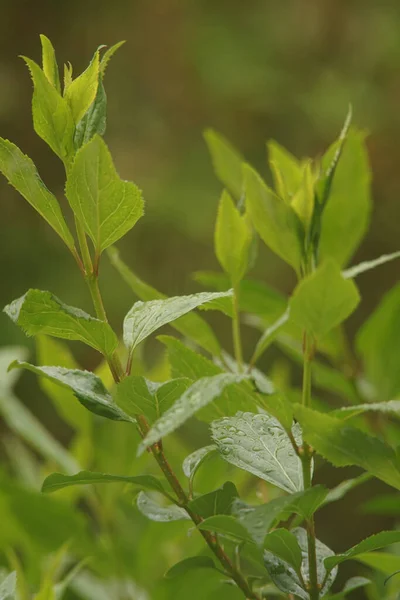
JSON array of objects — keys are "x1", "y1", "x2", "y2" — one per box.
[
  {"x1": 294, "y1": 406, "x2": 400, "y2": 490},
  {"x1": 165, "y1": 557, "x2": 216, "y2": 579},
  {"x1": 197, "y1": 515, "x2": 251, "y2": 542},
  {"x1": 182, "y1": 445, "x2": 217, "y2": 479},
  {"x1": 264, "y1": 528, "x2": 303, "y2": 573},
  {"x1": 159, "y1": 335, "x2": 260, "y2": 420},
  {"x1": 136, "y1": 491, "x2": 189, "y2": 522},
  {"x1": 4, "y1": 289, "x2": 118, "y2": 356},
  {"x1": 324, "y1": 531, "x2": 400, "y2": 571},
  {"x1": 66, "y1": 135, "x2": 143, "y2": 253},
  {"x1": 0, "y1": 139, "x2": 75, "y2": 250},
  {"x1": 9, "y1": 361, "x2": 133, "y2": 423},
  {"x1": 343, "y1": 251, "x2": 400, "y2": 279},
  {"x1": 267, "y1": 140, "x2": 303, "y2": 202},
  {"x1": 319, "y1": 129, "x2": 372, "y2": 266},
  {"x1": 42, "y1": 470, "x2": 166, "y2": 496},
  {"x1": 0, "y1": 572, "x2": 16, "y2": 600},
  {"x1": 99, "y1": 41, "x2": 125, "y2": 76},
  {"x1": 356, "y1": 282, "x2": 400, "y2": 401},
  {"x1": 211, "y1": 411, "x2": 303, "y2": 493},
  {"x1": 123, "y1": 289, "x2": 232, "y2": 352},
  {"x1": 138, "y1": 373, "x2": 245, "y2": 454},
  {"x1": 187, "y1": 481, "x2": 238, "y2": 518},
  {"x1": 257, "y1": 393, "x2": 293, "y2": 431},
  {"x1": 64, "y1": 49, "x2": 100, "y2": 124},
  {"x1": 327, "y1": 577, "x2": 371, "y2": 600},
  {"x1": 245, "y1": 163, "x2": 304, "y2": 273},
  {"x1": 36, "y1": 336, "x2": 91, "y2": 432},
  {"x1": 114, "y1": 375, "x2": 190, "y2": 423},
  {"x1": 40, "y1": 35, "x2": 60, "y2": 93},
  {"x1": 264, "y1": 527, "x2": 337, "y2": 599},
  {"x1": 290, "y1": 260, "x2": 360, "y2": 338},
  {"x1": 108, "y1": 247, "x2": 221, "y2": 356},
  {"x1": 204, "y1": 129, "x2": 244, "y2": 200},
  {"x1": 214, "y1": 190, "x2": 252, "y2": 284},
  {"x1": 22, "y1": 56, "x2": 74, "y2": 162},
  {"x1": 74, "y1": 80, "x2": 107, "y2": 148}
]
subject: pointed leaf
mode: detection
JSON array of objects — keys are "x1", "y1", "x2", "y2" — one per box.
[
  {"x1": 245, "y1": 163, "x2": 304, "y2": 272},
  {"x1": 136, "y1": 491, "x2": 189, "y2": 522},
  {"x1": 332, "y1": 400, "x2": 400, "y2": 420},
  {"x1": 211, "y1": 411, "x2": 303, "y2": 493},
  {"x1": 323, "y1": 473, "x2": 372, "y2": 506},
  {"x1": 182, "y1": 445, "x2": 217, "y2": 479},
  {"x1": 66, "y1": 135, "x2": 143, "y2": 253},
  {"x1": 324, "y1": 531, "x2": 400, "y2": 571},
  {"x1": 22, "y1": 57, "x2": 74, "y2": 162},
  {"x1": 319, "y1": 130, "x2": 372, "y2": 266},
  {"x1": 0, "y1": 572, "x2": 16, "y2": 600},
  {"x1": 4, "y1": 289, "x2": 118, "y2": 355},
  {"x1": 264, "y1": 528, "x2": 303, "y2": 573},
  {"x1": 108, "y1": 247, "x2": 221, "y2": 355},
  {"x1": 214, "y1": 190, "x2": 252, "y2": 284},
  {"x1": 138, "y1": 373, "x2": 245, "y2": 454},
  {"x1": 40, "y1": 34, "x2": 60, "y2": 92},
  {"x1": 328, "y1": 577, "x2": 371, "y2": 600},
  {"x1": 267, "y1": 140, "x2": 303, "y2": 202},
  {"x1": 123, "y1": 289, "x2": 232, "y2": 352},
  {"x1": 204, "y1": 129, "x2": 244, "y2": 200},
  {"x1": 197, "y1": 515, "x2": 251, "y2": 542},
  {"x1": 294, "y1": 406, "x2": 400, "y2": 490},
  {"x1": 74, "y1": 80, "x2": 107, "y2": 148},
  {"x1": 291, "y1": 161, "x2": 315, "y2": 230},
  {"x1": 251, "y1": 308, "x2": 290, "y2": 364},
  {"x1": 343, "y1": 251, "x2": 400, "y2": 279},
  {"x1": 290, "y1": 260, "x2": 360, "y2": 338},
  {"x1": 42, "y1": 470, "x2": 167, "y2": 496},
  {"x1": 0, "y1": 139, "x2": 75, "y2": 250},
  {"x1": 187, "y1": 481, "x2": 238, "y2": 518},
  {"x1": 64, "y1": 49, "x2": 100, "y2": 124},
  {"x1": 9, "y1": 361, "x2": 133, "y2": 423}
]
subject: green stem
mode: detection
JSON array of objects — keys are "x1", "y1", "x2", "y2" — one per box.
[
  {"x1": 301, "y1": 330, "x2": 319, "y2": 600},
  {"x1": 232, "y1": 284, "x2": 243, "y2": 371}
]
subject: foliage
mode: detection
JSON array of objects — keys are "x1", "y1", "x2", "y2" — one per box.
[{"x1": 1, "y1": 36, "x2": 400, "y2": 600}]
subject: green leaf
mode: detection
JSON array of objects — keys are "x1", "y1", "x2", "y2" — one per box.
[
  {"x1": 355, "y1": 551, "x2": 400, "y2": 575},
  {"x1": 204, "y1": 129, "x2": 244, "y2": 200},
  {"x1": 115, "y1": 375, "x2": 190, "y2": 423},
  {"x1": 22, "y1": 57, "x2": 74, "y2": 162},
  {"x1": 267, "y1": 140, "x2": 303, "y2": 202},
  {"x1": 253, "y1": 393, "x2": 293, "y2": 431},
  {"x1": 74, "y1": 80, "x2": 107, "y2": 148},
  {"x1": 211, "y1": 411, "x2": 303, "y2": 493},
  {"x1": 64, "y1": 49, "x2": 100, "y2": 124},
  {"x1": 4, "y1": 289, "x2": 118, "y2": 356},
  {"x1": 100, "y1": 41, "x2": 126, "y2": 76},
  {"x1": 319, "y1": 130, "x2": 372, "y2": 267},
  {"x1": 264, "y1": 528, "x2": 303, "y2": 573},
  {"x1": 214, "y1": 190, "x2": 252, "y2": 284},
  {"x1": 251, "y1": 308, "x2": 290, "y2": 364},
  {"x1": 165, "y1": 557, "x2": 216, "y2": 579},
  {"x1": 332, "y1": 400, "x2": 400, "y2": 421},
  {"x1": 343, "y1": 251, "x2": 400, "y2": 279},
  {"x1": 197, "y1": 515, "x2": 251, "y2": 542},
  {"x1": 66, "y1": 135, "x2": 144, "y2": 253},
  {"x1": 159, "y1": 336, "x2": 260, "y2": 419},
  {"x1": 244, "y1": 163, "x2": 304, "y2": 273},
  {"x1": 294, "y1": 406, "x2": 400, "y2": 490},
  {"x1": 138, "y1": 373, "x2": 245, "y2": 454},
  {"x1": 123, "y1": 289, "x2": 232, "y2": 352},
  {"x1": 264, "y1": 527, "x2": 337, "y2": 599},
  {"x1": 290, "y1": 161, "x2": 315, "y2": 230},
  {"x1": 0, "y1": 346, "x2": 28, "y2": 391},
  {"x1": 42, "y1": 470, "x2": 167, "y2": 496},
  {"x1": 0, "y1": 385, "x2": 79, "y2": 474},
  {"x1": 327, "y1": 577, "x2": 371, "y2": 600},
  {"x1": 0, "y1": 572, "x2": 16, "y2": 600},
  {"x1": 40, "y1": 35, "x2": 61, "y2": 93},
  {"x1": 136, "y1": 491, "x2": 189, "y2": 522},
  {"x1": 362, "y1": 493, "x2": 400, "y2": 516},
  {"x1": 356, "y1": 282, "x2": 400, "y2": 401},
  {"x1": 187, "y1": 481, "x2": 238, "y2": 518},
  {"x1": 323, "y1": 473, "x2": 372, "y2": 506},
  {"x1": 325, "y1": 531, "x2": 400, "y2": 571},
  {"x1": 290, "y1": 260, "x2": 360, "y2": 338},
  {"x1": 108, "y1": 247, "x2": 221, "y2": 356},
  {"x1": 0, "y1": 139, "x2": 75, "y2": 250},
  {"x1": 182, "y1": 445, "x2": 217, "y2": 479},
  {"x1": 9, "y1": 361, "x2": 133, "y2": 423},
  {"x1": 157, "y1": 565, "x2": 243, "y2": 600}
]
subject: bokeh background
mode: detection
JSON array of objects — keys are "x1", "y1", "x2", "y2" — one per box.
[{"x1": 1, "y1": 0, "x2": 400, "y2": 596}]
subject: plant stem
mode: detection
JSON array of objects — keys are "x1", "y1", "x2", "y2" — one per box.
[
  {"x1": 232, "y1": 284, "x2": 244, "y2": 371},
  {"x1": 301, "y1": 330, "x2": 319, "y2": 600}
]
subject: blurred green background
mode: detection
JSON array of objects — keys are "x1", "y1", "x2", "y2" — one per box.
[{"x1": 1, "y1": 0, "x2": 400, "y2": 596}]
